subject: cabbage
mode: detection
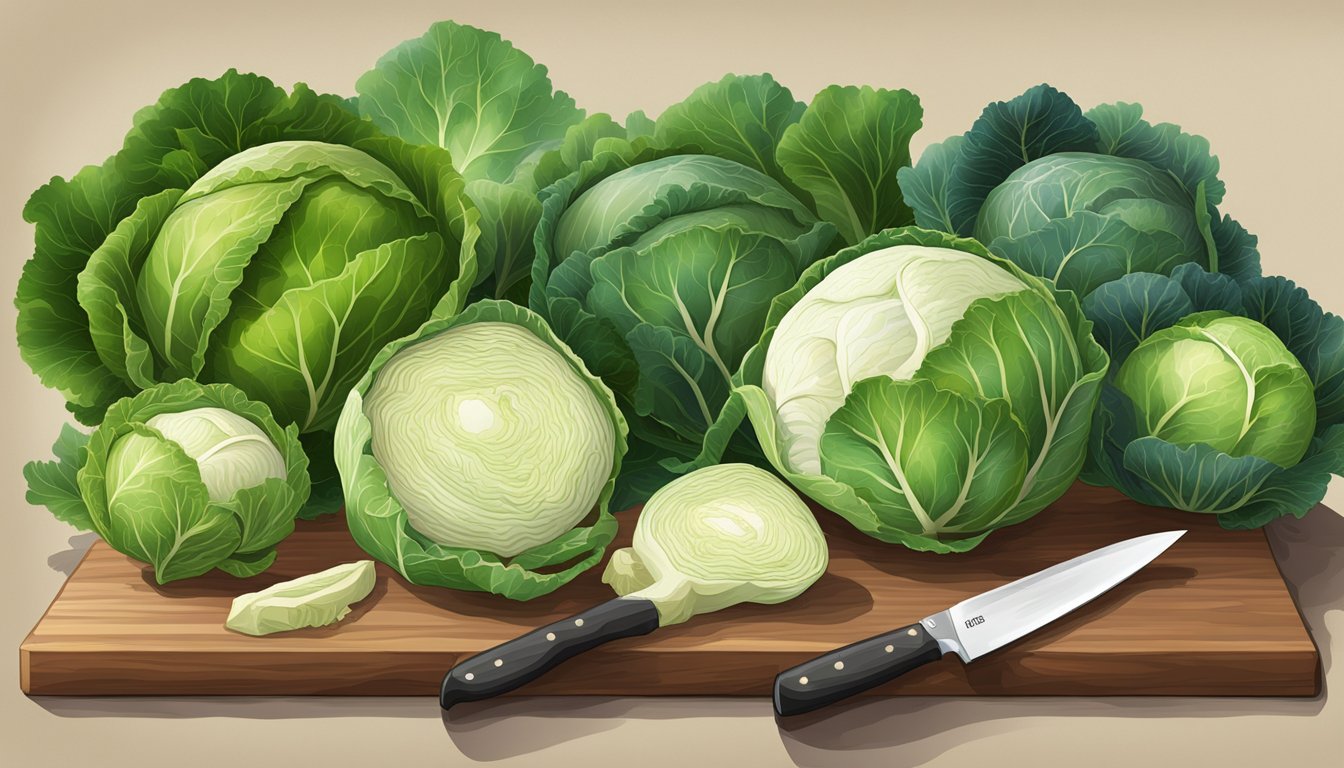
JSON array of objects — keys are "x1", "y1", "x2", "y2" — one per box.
[
  {"x1": 1116, "y1": 314, "x2": 1314, "y2": 467},
  {"x1": 23, "y1": 381, "x2": 310, "y2": 583},
  {"x1": 16, "y1": 70, "x2": 479, "y2": 516},
  {"x1": 763, "y1": 244, "x2": 1028, "y2": 475},
  {"x1": 687, "y1": 227, "x2": 1108, "y2": 552},
  {"x1": 1082, "y1": 265, "x2": 1344, "y2": 527},
  {"x1": 528, "y1": 74, "x2": 926, "y2": 507},
  {"x1": 603, "y1": 464, "x2": 827, "y2": 625},
  {"x1": 898, "y1": 84, "x2": 1260, "y2": 301},
  {"x1": 335, "y1": 300, "x2": 628, "y2": 599}
]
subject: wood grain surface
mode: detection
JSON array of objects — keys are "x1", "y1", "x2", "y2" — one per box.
[{"x1": 19, "y1": 483, "x2": 1320, "y2": 697}]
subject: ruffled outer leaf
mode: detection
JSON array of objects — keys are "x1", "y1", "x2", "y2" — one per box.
[
  {"x1": 71, "y1": 380, "x2": 309, "y2": 583},
  {"x1": 777, "y1": 85, "x2": 923, "y2": 245},
  {"x1": 352, "y1": 20, "x2": 583, "y2": 185},
  {"x1": 334, "y1": 300, "x2": 628, "y2": 600},
  {"x1": 1086, "y1": 102, "x2": 1225, "y2": 207},
  {"x1": 942, "y1": 84, "x2": 1099, "y2": 236},
  {"x1": 691, "y1": 227, "x2": 1106, "y2": 552},
  {"x1": 23, "y1": 425, "x2": 94, "y2": 531},
  {"x1": 652, "y1": 73, "x2": 806, "y2": 196},
  {"x1": 350, "y1": 21, "x2": 589, "y2": 306},
  {"x1": 897, "y1": 135, "x2": 964, "y2": 236},
  {"x1": 1082, "y1": 266, "x2": 1344, "y2": 526}
]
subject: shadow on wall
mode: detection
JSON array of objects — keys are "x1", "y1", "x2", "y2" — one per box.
[{"x1": 47, "y1": 533, "x2": 97, "y2": 577}]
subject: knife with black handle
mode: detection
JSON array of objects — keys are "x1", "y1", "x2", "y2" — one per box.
[
  {"x1": 773, "y1": 530, "x2": 1186, "y2": 717},
  {"x1": 775, "y1": 621, "x2": 944, "y2": 716},
  {"x1": 440, "y1": 597, "x2": 660, "y2": 710}
]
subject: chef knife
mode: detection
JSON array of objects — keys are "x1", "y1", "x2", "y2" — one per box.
[{"x1": 773, "y1": 529, "x2": 1186, "y2": 717}]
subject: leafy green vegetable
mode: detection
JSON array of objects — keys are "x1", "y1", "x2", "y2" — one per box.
[
  {"x1": 26, "y1": 381, "x2": 310, "y2": 583},
  {"x1": 898, "y1": 84, "x2": 1260, "y2": 301},
  {"x1": 530, "y1": 74, "x2": 924, "y2": 505},
  {"x1": 1082, "y1": 265, "x2": 1344, "y2": 527},
  {"x1": 16, "y1": 70, "x2": 479, "y2": 516},
  {"x1": 351, "y1": 21, "x2": 638, "y2": 304},
  {"x1": 334, "y1": 300, "x2": 628, "y2": 599},
  {"x1": 603, "y1": 463, "x2": 826, "y2": 626},
  {"x1": 685, "y1": 227, "x2": 1107, "y2": 552},
  {"x1": 1116, "y1": 314, "x2": 1314, "y2": 467},
  {"x1": 226, "y1": 560, "x2": 377, "y2": 636}
]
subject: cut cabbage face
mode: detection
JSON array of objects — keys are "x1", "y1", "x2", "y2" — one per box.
[
  {"x1": 603, "y1": 463, "x2": 827, "y2": 626},
  {"x1": 365, "y1": 322, "x2": 616, "y2": 557}
]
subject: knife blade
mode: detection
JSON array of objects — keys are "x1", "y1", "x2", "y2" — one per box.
[{"x1": 773, "y1": 529, "x2": 1186, "y2": 716}]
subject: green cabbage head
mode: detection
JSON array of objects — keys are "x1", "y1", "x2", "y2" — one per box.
[
  {"x1": 898, "y1": 84, "x2": 1260, "y2": 300},
  {"x1": 24, "y1": 381, "x2": 311, "y2": 583},
  {"x1": 689, "y1": 227, "x2": 1107, "y2": 552},
  {"x1": 335, "y1": 300, "x2": 628, "y2": 599},
  {"x1": 1082, "y1": 264, "x2": 1344, "y2": 527},
  {"x1": 1116, "y1": 313, "x2": 1314, "y2": 468},
  {"x1": 528, "y1": 72, "x2": 926, "y2": 507},
  {"x1": 16, "y1": 71, "x2": 479, "y2": 516}
]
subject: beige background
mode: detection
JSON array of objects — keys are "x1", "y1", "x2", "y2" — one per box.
[{"x1": 2, "y1": 0, "x2": 1341, "y2": 765}]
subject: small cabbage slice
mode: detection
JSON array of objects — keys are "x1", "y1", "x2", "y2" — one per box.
[
  {"x1": 364, "y1": 321, "x2": 616, "y2": 557},
  {"x1": 762, "y1": 245, "x2": 1028, "y2": 474},
  {"x1": 226, "y1": 560, "x2": 377, "y2": 636},
  {"x1": 603, "y1": 464, "x2": 827, "y2": 626}
]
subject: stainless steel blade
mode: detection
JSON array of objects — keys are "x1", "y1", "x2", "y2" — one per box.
[{"x1": 921, "y1": 530, "x2": 1185, "y2": 662}]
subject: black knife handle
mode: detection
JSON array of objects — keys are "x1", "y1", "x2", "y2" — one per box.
[
  {"x1": 440, "y1": 597, "x2": 660, "y2": 710},
  {"x1": 774, "y1": 622, "x2": 945, "y2": 717}
]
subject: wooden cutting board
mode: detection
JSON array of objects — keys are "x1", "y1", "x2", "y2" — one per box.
[{"x1": 19, "y1": 483, "x2": 1319, "y2": 697}]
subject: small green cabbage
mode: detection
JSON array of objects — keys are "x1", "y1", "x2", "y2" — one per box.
[
  {"x1": 688, "y1": 227, "x2": 1107, "y2": 552},
  {"x1": 24, "y1": 381, "x2": 310, "y2": 583},
  {"x1": 603, "y1": 463, "x2": 827, "y2": 626},
  {"x1": 1082, "y1": 265, "x2": 1344, "y2": 527},
  {"x1": 335, "y1": 300, "x2": 628, "y2": 600},
  {"x1": 1115, "y1": 314, "x2": 1314, "y2": 468},
  {"x1": 898, "y1": 84, "x2": 1260, "y2": 301}
]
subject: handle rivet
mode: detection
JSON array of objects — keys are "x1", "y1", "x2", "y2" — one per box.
[
  {"x1": 907, "y1": 628, "x2": 918, "y2": 637},
  {"x1": 885, "y1": 644, "x2": 894, "y2": 653},
  {"x1": 833, "y1": 661, "x2": 844, "y2": 671},
  {"x1": 799, "y1": 676, "x2": 809, "y2": 685},
  {"x1": 494, "y1": 659, "x2": 503, "y2": 667},
  {"x1": 546, "y1": 632, "x2": 556, "y2": 641},
  {"x1": 464, "y1": 673, "x2": 475, "y2": 681},
  {"x1": 575, "y1": 618, "x2": 585, "y2": 627}
]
